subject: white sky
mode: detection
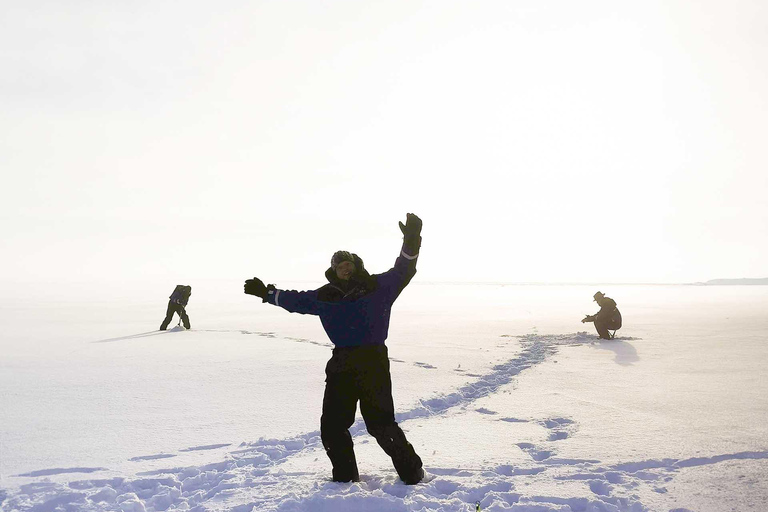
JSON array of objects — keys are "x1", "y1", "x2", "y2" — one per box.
[{"x1": 1, "y1": 0, "x2": 766, "y2": 285}]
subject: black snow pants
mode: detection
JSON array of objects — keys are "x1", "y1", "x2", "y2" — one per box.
[
  {"x1": 160, "y1": 301, "x2": 190, "y2": 330},
  {"x1": 321, "y1": 345, "x2": 423, "y2": 484},
  {"x1": 594, "y1": 312, "x2": 621, "y2": 340}
]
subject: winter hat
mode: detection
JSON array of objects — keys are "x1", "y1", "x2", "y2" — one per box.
[
  {"x1": 331, "y1": 250, "x2": 355, "y2": 271},
  {"x1": 593, "y1": 291, "x2": 605, "y2": 301}
]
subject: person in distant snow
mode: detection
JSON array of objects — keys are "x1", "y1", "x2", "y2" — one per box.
[
  {"x1": 160, "y1": 285, "x2": 191, "y2": 330},
  {"x1": 582, "y1": 291, "x2": 622, "y2": 339},
  {"x1": 243, "y1": 213, "x2": 425, "y2": 485}
]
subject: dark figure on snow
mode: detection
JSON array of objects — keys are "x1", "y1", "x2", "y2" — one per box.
[
  {"x1": 582, "y1": 291, "x2": 622, "y2": 339},
  {"x1": 160, "y1": 285, "x2": 191, "y2": 330},
  {"x1": 243, "y1": 213, "x2": 425, "y2": 485}
]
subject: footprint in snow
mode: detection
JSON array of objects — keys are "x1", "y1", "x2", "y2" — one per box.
[
  {"x1": 540, "y1": 417, "x2": 576, "y2": 441},
  {"x1": 517, "y1": 442, "x2": 553, "y2": 461},
  {"x1": 129, "y1": 453, "x2": 176, "y2": 462},
  {"x1": 180, "y1": 443, "x2": 232, "y2": 452}
]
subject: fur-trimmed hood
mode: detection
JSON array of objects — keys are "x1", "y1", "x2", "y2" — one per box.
[{"x1": 320, "y1": 253, "x2": 378, "y2": 302}]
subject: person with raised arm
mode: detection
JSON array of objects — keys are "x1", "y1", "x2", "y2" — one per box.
[{"x1": 244, "y1": 213, "x2": 425, "y2": 485}]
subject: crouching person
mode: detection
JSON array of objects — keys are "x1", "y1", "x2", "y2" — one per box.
[{"x1": 582, "y1": 291, "x2": 622, "y2": 339}]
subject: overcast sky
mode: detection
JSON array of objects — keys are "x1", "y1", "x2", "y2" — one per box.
[{"x1": 1, "y1": 0, "x2": 766, "y2": 285}]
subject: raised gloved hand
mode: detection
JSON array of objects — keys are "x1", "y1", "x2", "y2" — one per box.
[
  {"x1": 244, "y1": 277, "x2": 269, "y2": 301},
  {"x1": 399, "y1": 213, "x2": 422, "y2": 238},
  {"x1": 399, "y1": 213, "x2": 422, "y2": 254}
]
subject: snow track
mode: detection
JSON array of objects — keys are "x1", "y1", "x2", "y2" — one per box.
[{"x1": 3, "y1": 333, "x2": 766, "y2": 512}]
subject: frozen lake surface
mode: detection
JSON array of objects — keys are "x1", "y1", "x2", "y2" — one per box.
[{"x1": 1, "y1": 281, "x2": 767, "y2": 511}]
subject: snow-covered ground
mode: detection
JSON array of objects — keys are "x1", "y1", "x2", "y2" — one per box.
[{"x1": 1, "y1": 281, "x2": 767, "y2": 511}]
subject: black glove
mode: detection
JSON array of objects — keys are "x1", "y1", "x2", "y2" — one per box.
[
  {"x1": 399, "y1": 213, "x2": 422, "y2": 254},
  {"x1": 399, "y1": 213, "x2": 422, "y2": 238},
  {"x1": 244, "y1": 277, "x2": 268, "y2": 301}
]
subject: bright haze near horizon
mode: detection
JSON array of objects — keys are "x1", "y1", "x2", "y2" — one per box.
[{"x1": 1, "y1": 1, "x2": 766, "y2": 286}]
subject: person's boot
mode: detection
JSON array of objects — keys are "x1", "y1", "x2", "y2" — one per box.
[
  {"x1": 331, "y1": 465, "x2": 360, "y2": 483},
  {"x1": 329, "y1": 451, "x2": 359, "y2": 482},
  {"x1": 369, "y1": 424, "x2": 424, "y2": 485},
  {"x1": 401, "y1": 467, "x2": 425, "y2": 485},
  {"x1": 322, "y1": 430, "x2": 359, "y2": 483}
]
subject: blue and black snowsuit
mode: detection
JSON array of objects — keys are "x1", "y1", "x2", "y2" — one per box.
[
  {"x1": 264, "y1": 243, "x2": 423, "y2": 484},
  {"x1": 160, "y1": 285, "x2": 191, "y2": 330}
]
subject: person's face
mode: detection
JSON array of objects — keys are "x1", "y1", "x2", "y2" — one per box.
[{"x1": 335, "y1": 260, "x2": 356, "y2": 281}]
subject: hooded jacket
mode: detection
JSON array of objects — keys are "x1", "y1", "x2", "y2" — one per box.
[
  {"x1": 169, "y1": 285, "x2": 191, "y2": 307},
  {"x1": 264, "y1": 242, "x2": 418, "y2": 348},
  {"x1": 594, "y1": 297, "x2": 622, "y2": 328}
]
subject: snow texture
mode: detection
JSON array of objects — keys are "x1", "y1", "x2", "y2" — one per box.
[{"x1": 1, "y1": 283, "x2": 767, "y2": 511}]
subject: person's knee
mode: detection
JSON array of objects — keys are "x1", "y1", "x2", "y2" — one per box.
[
  {"x1": 321, "y1": 427, "x2": 347, "y2": 445},
  {"x1": 321, "y1": 416, "x2": 351, "y2": 439},
  {"x1": 367, "y1": 422, "x2": 403, "y2": 444},
  {"x1": 366, "y1": 423, "x2": 388, "y2": 440},
  {"x1": 320, "y1": 426, "x2": 354, "y2": 457}
]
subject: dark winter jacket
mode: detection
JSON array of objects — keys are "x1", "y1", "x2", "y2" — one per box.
[
  {"x1": 594, "y1": 297, "x2": 622, "y2": 329},
  {"x1": 265, "y1": 243, "x2": 418, "y2": 348},
  {"x1": 169, "y1": 285, "x2": 192, "y2": 307}
]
